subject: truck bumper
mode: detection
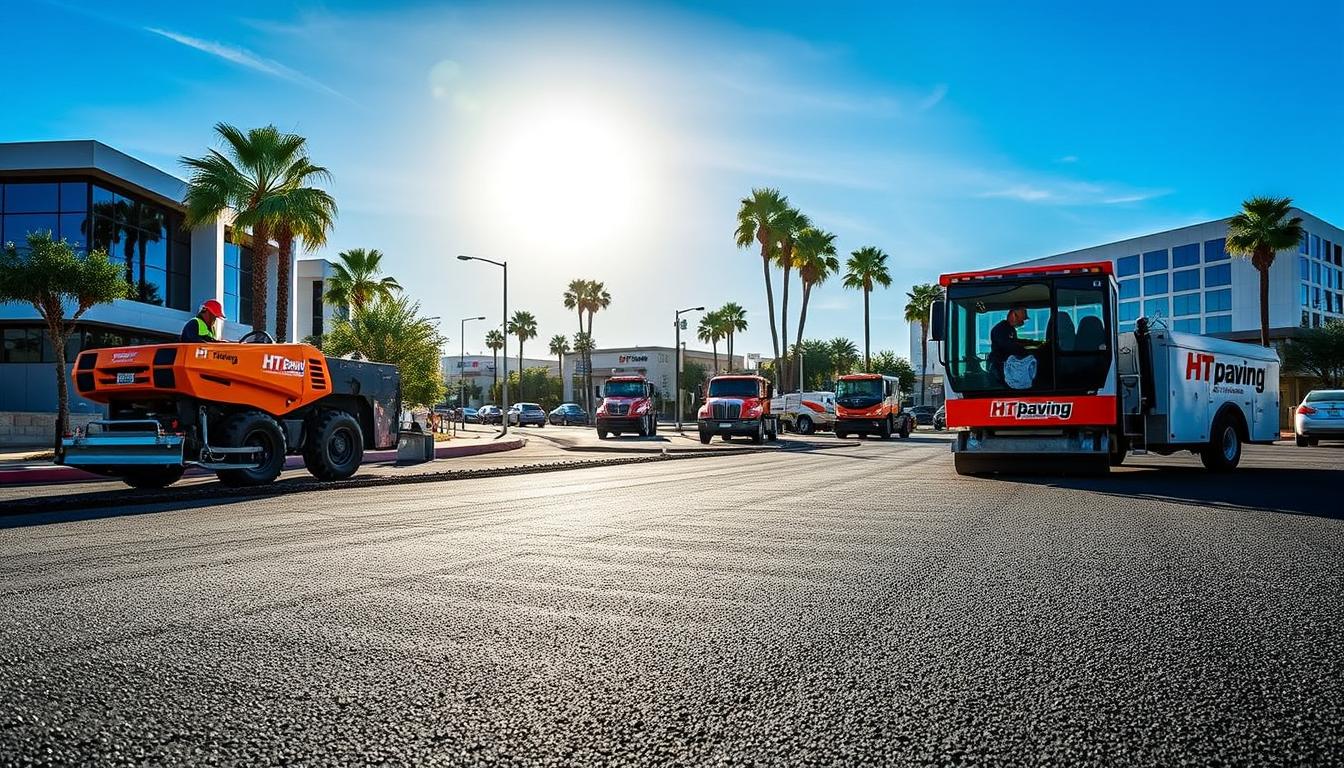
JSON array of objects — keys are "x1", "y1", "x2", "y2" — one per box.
[
  {"x1": 60, "y1": 420, "x2": 186, "y2": 468},
  {"x1": 698, "y1": 419, "x2": 762, "y2": 436},
  {"x1": 951, "y1": 428, "x2": 1111, "y2": 456},
  {"x1": 835, "y1": 417, "x2": 889, "y2": 435},
  {"x1": 597, "y1": 416, "x2": 647, "y2": 432}
]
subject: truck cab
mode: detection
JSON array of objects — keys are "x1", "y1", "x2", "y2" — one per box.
[
  {"x1": 697, "y1": 374, "x2": 779, "y2": 445},
  {"x1": 595, "y1": 375, "x2": 658, "y2": 438},
  {"x1": 834, "y1": 374, "x2": 913, "y2": 439}
]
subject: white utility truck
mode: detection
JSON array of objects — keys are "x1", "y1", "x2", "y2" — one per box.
[
  {"x1": 770, "y1": 391, "x2": 837, "y2": 434},
  {"x1": 930, "y1": 260, "x2": 1280, "y2": 474}
]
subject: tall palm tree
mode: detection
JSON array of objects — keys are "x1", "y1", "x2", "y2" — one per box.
[
  {"x1": 562, "y1": 279, "x2": 589, "y2": 410},
  {"x1": 485, "y1": 328, "x2": 505, "y2": 400},
  {"x1": 571, "y1": 332, "x2": 595, "y2": 415},
  {"x1": 324, "y1": 248, "x2": 401, "y2": 317},
  {"x1": 904, "y1": 283, "x2": 943, "y2": 404},
  {"x1": 1226, "y1": 197, "x2": 1305, "y2": 347},
  {"x1": 793, "y1": 227, "x2": 839, "y2": 384},
  {"x1": 697, "y1": 309, "x2": 725, "y2": 372},
  {"x1": 181, "y1": 123, "x2": 309, "y2": 333},
  {"x1": 829, "y1": 337, "x2": 860, "y2": 379},
  {"x1": 736, "y1": 188, "x2": 790, "y2": 383},
  {"x1": 507, "y1": 310, "x2": 539, "y2": 401},
  {"x1": 843, "y1": 246, "x2": 893, "y2": 371},
  {"x1": 261, "y1": 159, "x2": 337, "y2": 341},
  {"x1": 772, "y1": 206, "x2": 812, "y2": 389},
  {"x1": 582, "y1": 280, "x2": 610, "y2": 410},
  {"x1": 719, "y1": 302, "x2": 748, "y2": 368},
  {"x1": 549, "y1": 334, "x2": 570, "y2": 393}
]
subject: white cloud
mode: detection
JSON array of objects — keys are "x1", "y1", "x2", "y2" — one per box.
[
  {"x1": 916, "y1": 84, "x2": 948, "y2": 112},
  {"x1": 1057, "y1": 155, "x2": 1079, "y2": 163},
  {"x1": 144, "y1": 27, "x2": 351, "y2": 102}
]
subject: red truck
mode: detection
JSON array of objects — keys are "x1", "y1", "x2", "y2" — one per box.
[
  {"x1": 595, "y1": 375, "x2": 659, "y2": 438},
  {"x1": 696, "y1": 374, "x2": 780, "y2": 445}
]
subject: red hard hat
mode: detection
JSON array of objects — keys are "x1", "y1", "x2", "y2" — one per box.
[{"x1": 201, "y1": 299, "x2": 226, "y2": 320}]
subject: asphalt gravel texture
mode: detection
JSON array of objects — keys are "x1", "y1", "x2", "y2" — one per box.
[{"x1": 1, "y1": 438, "x2": 1341, "y2": 766}]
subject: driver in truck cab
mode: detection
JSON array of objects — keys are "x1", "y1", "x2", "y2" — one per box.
[
  {"x1": 180, "y1": 299, "x2": 228, "y2": 342},
  {"x1": 989, "y1": 303, "x2": 1038, "y2": 386}
]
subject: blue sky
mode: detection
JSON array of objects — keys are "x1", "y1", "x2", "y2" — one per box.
[{"x1": 8, "y1": 1, "x2": 1342, "y2": 359}]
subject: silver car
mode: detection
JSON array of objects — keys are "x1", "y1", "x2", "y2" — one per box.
[{"x1": 1294, "y1": 389, "x2": 1344, "y2": 446}]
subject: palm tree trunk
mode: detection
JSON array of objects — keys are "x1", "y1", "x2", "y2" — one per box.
[
  {"x1": 492, "y1": 349, "x2": 498, "y2": 401},
  {"x1": 518, "y1": 341, "x2": 524, "y2": 402},
  {"x1": 795, "y1": 283, "x2": 812, "y2": 361},
  {"x1": 919, "y1": 322, "x2": 930, "y2": 404},
  {"x1": 711, "y1": 339, "x2": 718, "y2": 373},
  {"x1": 759, "y1": 243, "x2": 781, "y2": 386},
  {"x1": 48, "y1": 317, "x2": 69, "y2": 455},
  {"x1": 250, "y1": 224, "x2": 270, "y2": 333},
  {"x1": 863, "y1": 288, "x2": 871, "y2": 372},
  {"x1": 1258, "y1": 263, "x2": 1271, "y2": 347},
  {"x1": 780, "y1": 262, "x2": 791, "y2": 390},
  {"x1": 276, "y1": 233, "x2": 292, "y2": 342}
]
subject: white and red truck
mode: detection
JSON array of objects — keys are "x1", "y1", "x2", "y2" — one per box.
[
  {"x1": 594, "y1": 375, "x2": 659, "y2": 438},
  {"x1": 930, "y1": 260, "x2": 1280, "y2": 474}
]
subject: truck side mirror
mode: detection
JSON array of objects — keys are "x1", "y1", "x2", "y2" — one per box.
[{"x1": 930, "y1": 300, "x2": 946, "y2": 342}]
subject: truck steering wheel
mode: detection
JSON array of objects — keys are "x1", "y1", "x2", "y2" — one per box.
[{"x1": 238, "y1": 330, "x2": 275, "y2": 344}]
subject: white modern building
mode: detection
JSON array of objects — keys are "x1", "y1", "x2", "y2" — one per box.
[
  {"x1": 294, "y1": 257, "x2": 337, "y2": 343},
  {"x1": 441, "y1": 354, "x2": 559, "y2": 405},
  {"x1": 0, "y1": 140, "x2": 302, "y2": 442}
]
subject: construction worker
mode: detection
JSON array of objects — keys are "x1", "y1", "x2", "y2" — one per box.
[{"x1": 181, "y1": 299, "x2": 227, "y2": 342}]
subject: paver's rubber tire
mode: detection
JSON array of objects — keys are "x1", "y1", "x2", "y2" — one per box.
[
  {"x1": 796, "y1": 415, "x2": 813, "y2": 435},
  {"x1": 215, "y1": 411, "x2": 287, "y2": 487},
  {"x1": 302, "y1": 410, "x2": 364, "y2": 481},
  {"x1": 953, "y1": 453, "x2": 989, "y2": 476},
  {"x1": 752, "y1": 421, "x2": 765, "y2": 445},
  {"x1": 597, "y1": 430, "x2": 608, "y2": 439},
  {"x1": 121, "y1": 465, "x2": 185, "y2": 490},
  {"x1": 1295, "y1": 434, "x2": 1308, "y2": 447},
  {"x1": 1200, "y1": 417, "x2": 1242, "y2": 472},
  {"x1": 899, "y1": 418, "x2": 912, "y2": 439},
  {"x1": 879, "y1": 417, "x2": 893, "y2": 440},
  {"x1": 699, "y1": 430, "x2": 711, "y2": 445}
]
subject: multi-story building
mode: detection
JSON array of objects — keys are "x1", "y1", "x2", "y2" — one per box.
[
  {"x1": 0, "y1": 140, "x2": 298, "y2": 443},
  {"x1": 295, "y1": 257, "x2": 337, "y2": 343},
  {"x1": 441, "y1": 355, "x2": 559, "y2": 406},
  {"x1": 561, "y1": 346, "x2": 743, "y2": 410}
]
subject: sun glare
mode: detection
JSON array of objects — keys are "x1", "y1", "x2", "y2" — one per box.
[{"x1": 473, "y1": 96, "x2": 653, "y2": 254}]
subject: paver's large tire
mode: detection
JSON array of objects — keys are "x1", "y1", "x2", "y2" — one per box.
[
  {"x1": 699, "y1": 429, "x2": 711, "y2": 445},
  {"x1": 795, "y1": 415, "x2": 813, "y2": 435},
  {"x1": 215, "y1": 411, "x2": 287, "y2": 487},
  {"x1": 1200, "y1": 416, "x2": 1242, "y2": 472},
  {"x1": 953, "y1": 453, "x2": 989, "y2": 476},
  {"x1": 121, "y1": 465, "x2": 185, "y2": 490},
  {"x1": 303, "y1": 410, "x2": 364, "y2": 481}
]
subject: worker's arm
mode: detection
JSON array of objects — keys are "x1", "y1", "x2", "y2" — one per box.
[{"x1": 991, "y1": 322, "x2": 1029, "y2": 358}]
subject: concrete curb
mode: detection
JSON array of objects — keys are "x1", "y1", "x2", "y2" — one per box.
[{"x1": 0, "y1": 437, "x2": 526, "y2": 487}]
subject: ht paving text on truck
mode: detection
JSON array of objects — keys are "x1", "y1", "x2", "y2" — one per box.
[
  {"x1": 930, "y1": 261, "x2": 1280, "y2": 474},
  {"x1": 594, "y1": 375, "x2": 659, "y2": 438},
  {"x1": 59, "y1": 334, "x2": 400, "y2": 488}
]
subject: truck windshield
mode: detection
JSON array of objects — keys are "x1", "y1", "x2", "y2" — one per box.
[
  {"x1": 604, "y1": 381, "x2": 646, "y2": 398},
  {"x1": 945, "y1": 276, "x2": 1112, "y2": 395},
  {"x1": 835, "y1": 379, "x2": 883, "y2": 398},
  {"x1": 707, "y1": 379, "x2": 759, "y2": 398}
]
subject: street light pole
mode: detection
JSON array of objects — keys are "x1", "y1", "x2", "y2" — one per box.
[
  {"x1": 458, "y1": 255, "x2": 509, "y2": 436},
  {"x1": 459, "y1": 315, "x2": 485, "y2": 428},
  {"x1": 674, "y1": 305, "x2": 704, "y2": 432}
]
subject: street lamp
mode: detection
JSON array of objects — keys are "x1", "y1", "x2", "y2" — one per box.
[
  {"x1": 459, "y1": 315, "x2": 485, "y2": 428},
  {"x1": 458, "y1": 255, "x2": 509, "y2": 436},
  {"x1": 674, "y1": 305, "x2": 704, "y2": 432}
]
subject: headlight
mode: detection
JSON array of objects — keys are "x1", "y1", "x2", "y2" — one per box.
[
  {"x1": 697, "y1": 406, "x2": 709, "y2": 418},
  {"x1": 635, "y1": 402, "x2": 649, "y2": 414},
  {"x1": 746, "y1": 406, "x2": 763, "y2": 418}
]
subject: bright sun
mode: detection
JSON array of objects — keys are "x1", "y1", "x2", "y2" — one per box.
[{"x1": 474, "y1": 96, "x2": 653, "y2": 254}]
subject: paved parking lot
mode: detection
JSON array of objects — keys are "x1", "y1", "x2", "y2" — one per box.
[{"x1": 0, "y1": 436, "x2": 1340, "y2": 765}]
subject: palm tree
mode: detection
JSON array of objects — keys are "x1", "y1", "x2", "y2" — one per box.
[
  {"x1": 904, "y1": 283, "x2": 943, "y2": 404},
  {"x1": 582, "y1": 280, "x2": 610, "y2": 410},
  {"x1": 828, "y1": 337, "x2": 860, "y2": 379},
  {"x1": 736, "y1": 188, "x2": 790, "y2": 384},
  {"x1": 262, "y1": 159, "x2": 337, "y2": 341},
  {"x1": 182, "y1": 123, "x2": 310, "y2": 333},
  {"x1": 772, "y1": 206, "x2": 812, "y2": 390},
  {"x1": 843, "y1": 247, "x2": 892, "y2": 371},
  {"x1": 507, "y1": 310, "x2": 538, "y2": 401},
  {"x1": 549, "y1": 334, "x2": 570, "y2": 394},
  {"x1": 571, "y1": 332, "x2": 595, "y2": 415},
  {"x1": 324, "y1": 248, "x2": 401, "y2": 317},
  {"x1": 562, "y1": 279, "x2": 588, "y2": 335},
  {"x1": 697, "y1": 309, "x2": 725, "y2": 372},
  {"x1": 485, "y1": 328, "x2": 505, "y2": 399},
  {"x1": 793, "y1": 227, "x2": 839, "y2": 385},
  {"x1": 719, "y1": 302, "x2": 748, "y2": 368},
  {"x1": 1226, "y1": 197, "x2": 1305, "y2": 347}
]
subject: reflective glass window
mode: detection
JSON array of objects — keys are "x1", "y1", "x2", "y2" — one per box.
[
  {"x1": 1142, "y1": 249, "x2": 1168, "y2": 272},
  {"x1": 1119, "y1": 279, "x2": 1139, "y2": 299},
  {"x1": 1144, "y1": 297, "x2": 1169, "y2": 318},
  {"x1": 1172, "y1": 269, "x2": 1199, "y2": 292},
  {"x1": 1172, "y1": 243, "x2": 1200, "y2": 267},
  {"x1": 1119, "y1": 321, "x2": 1136, "y2": 333},
  {"x1": 1300, "y1": 232, "x2": 1310, "y2": 254},
  {"x1": 2, "y1": 213, "x2": 58, "y2": 245},
  {"x1": 1117, "y1": 255, "x2": 1140, "y2": 277},
  {"x1": 1302, "y1": 284, "x2": 1311, "y2": 307},
  {"x1": 1119, "y1": 301, "x2": 1140, "y2": 321},
  {"x1": 3, "y1": 183, "x2": 59, "y2": 213},
  {"x1": 142, "y1": 236, "x2": 167, "y2": 271},
  {"x1": 1312, "y1": 234, "x2": 1321, "y2": 257},
  {"x1": 59, "y1": 182, "x2": 87, "y2": 212},
  {"x1": 1173, "y1": 293, "x2": 1200, "y2": 316},
  {"x1": 1313, "y1": 262, "x2": 1321, "y2": 283},
  {"x1": 1173, "y1": 318, "x2": 1201, "y2": 333},
  {"x1": 1313, "y1": 287, "x2": 1321, "y2": 309},
  {"x1": 1301, "y1": 256, "x2": 1311, "y2": 280},
  {"x1": 1206, "y1": 289, "x2": 1231, "y2": 312},
  {"x1": 1205, "y1": 263, "x2": 1231, "y2": 287},
  {"x1": 1205, "y1": 315, "x2": 1232, "y2": 334},
  {"x1": 1204, "y1": 238, "x2": 1228, "y2": 262},
  {"x1": 58, "y1": 213, "x2": 88, "y2": 251},
  {"x1": 2, "y1": 328, "x2": 42, "y2": 362},
  {"x1": 1143, "y1": 274, "x2": 1168, "y2": 295}
]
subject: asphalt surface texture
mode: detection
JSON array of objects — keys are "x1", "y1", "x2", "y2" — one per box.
[{"x1": 1, "y1": 434, "x2": 1341, "y2": 766}]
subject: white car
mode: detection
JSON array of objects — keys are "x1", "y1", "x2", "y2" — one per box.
[
  {"x1": 1294, "y1": 389, "x2": 1344, "y2": 446},
  {"x1": 771, "y1": 391, "x2": 837, "y2": 435}
]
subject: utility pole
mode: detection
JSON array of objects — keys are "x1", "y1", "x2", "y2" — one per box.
[{"x1": 674, "y1": 305, "x2": 704, "y2": 432}]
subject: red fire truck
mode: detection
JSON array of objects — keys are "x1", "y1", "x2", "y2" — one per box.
[
  {"x1": 931, "y1": 260, "x2": 1280, "y2": 474},
  {"x1": 594, "y1": 375, "x2": 658, "y2": 438}
]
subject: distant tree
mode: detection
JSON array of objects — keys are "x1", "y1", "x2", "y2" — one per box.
[
  {"x1": 869, "y1": 350, "x2": 917, "y2": 396},
  {"x1": 507, "y1": 310, "x2": 539, "y2": 400},
  {"x1": 718, "y1": 301, "x2": 749, "y2": 366},
  {"x1": 697, "y1": 308, "x2": 725, "y2": 372},
  {"x1": 571, "y1": 331, "x2": 595, "y2": 412},
  {"x1": 1282, "y1": 320, "x2": 1344, "y2": 388},
  {"x1": 549, "y1": 334, "x2": 570, "y2": 383},
  {"x1": 828, "y1": 337, "x2": 861, "y2": 378},
  {"x1": 772, "y1": 206, "x2": 812, "y2": 389},
  {"x1": 324, "y1": 248, "x2": 401, "y2": 316},
  {"x1": 792, "y1": 227, "x2": 840, "y2": 387},
  {"x1": 793, "y1": 339, "x2": 836, "y2": 390},
  {"x1": 736, "y1": 188, "x2": 790, "y2": 383},
  {"x1": 904, "y1": 283, "x2": 943, "y2": 404},
  {"x1": 324, "y1": 295, "x2": 445, "y2": 407},
  {"x1": 0, "y1": 233, "x2": 130, "y2": 452},
  {"x1": 485, "y1": 328, "x2": 505, "y2": 399},
  {"x1": 1226, "y1": 197, "x2": 1304, "y2": 347},
  {"x1": 681, "y1": 360, "x2": 708, "y2": 407},
  {"x1": 843, "y1": 246, "x2": 893, "y2": 371}
]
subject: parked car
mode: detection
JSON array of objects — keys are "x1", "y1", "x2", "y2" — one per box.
[
  {"x1": 933, "y1": 405, "x2": 946, "y2": 431},
  {"x1": 457, "y1": 406, "x2": 479, "y2": 423},
  {"x1": 477, "y1": 404, "x2": 503, "y2": 425},
  {"x1": 549, "y1": 403, "x2": 588, "y2": 426},
  {"x1": 907, "y1": 405, "x2": 937, "y2": 427},
  {"x1": 1294, "y1": 389, "x2": 1344, "y2": 446},
  {"x1": 512, "y1": 402, "x2": 547, "y2": 428}
]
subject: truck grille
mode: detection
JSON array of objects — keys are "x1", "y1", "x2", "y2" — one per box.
[
  {"x1": 608, "y1": 403, "x2": 629, "y2": 416},
  {"x1": 711, "y1": 403, "x2": 741, "y2": 420}
]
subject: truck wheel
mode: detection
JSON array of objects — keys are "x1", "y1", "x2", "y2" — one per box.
[
  {"x1": 121, "y1": 465, "x2": 185, "y2": 490},
  {"x1": 879, "y1": 417, "x2": 893, "y2": 440},
  {"x1": 1295, "y1": 434, "x2": 1309, "y2": 447},
  {"x1": 1200, "y1": 418, "x2": 1242, "y2": 472},
  {"x1": 752, "y1": 421, "x2": 765, "y2": 445},
  {"x1": 215, "y1": 411, "x2": 287, "y2": 487},
  {"x1": 699, "y1": 429, "x2": 711, "y2": 445},
  {"x1": 302, "y1": 410, "x2": 364, "y2": 481},
  {"x1": 796, "y1": 415, "x2": 813, "y2": 435},
  {"x1": 899, "y1": 418, "x2": 912, "y2": 439},
  {"x1": 597, "y1": 430, "x2": 608, "y2": 439}
]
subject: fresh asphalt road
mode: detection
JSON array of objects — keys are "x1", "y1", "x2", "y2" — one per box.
[{"x1": 1, "y1": 436, "x2": 1341, "y2": 766}]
